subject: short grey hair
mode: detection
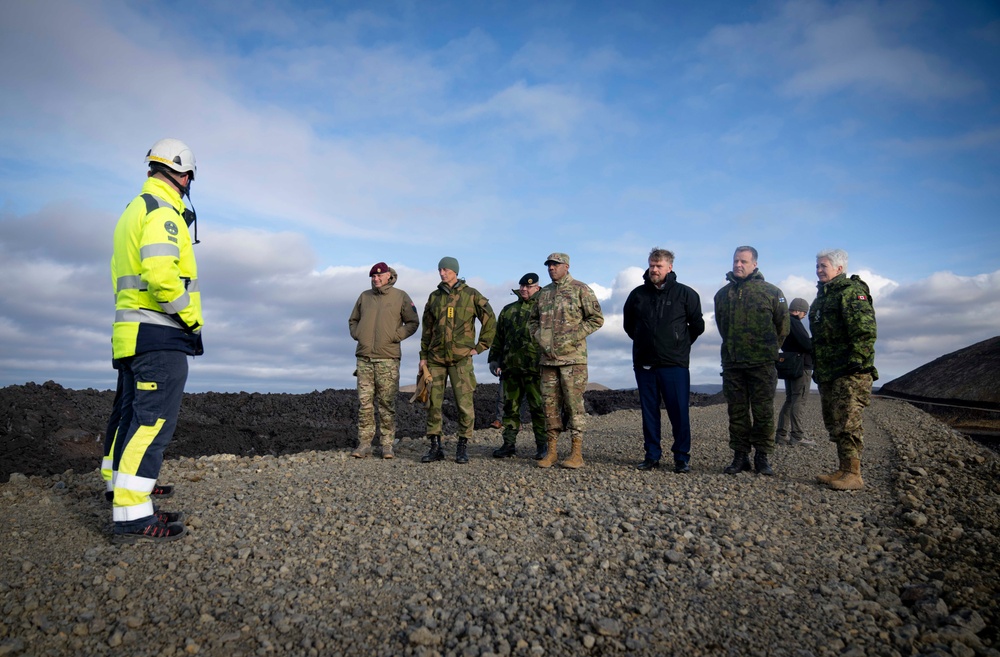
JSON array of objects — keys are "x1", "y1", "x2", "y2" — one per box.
[
  {"x1": 734, "y1": 245, "x2": 758, "y2": 262},
  {"x1": 817, "y1": 248, "x2": 848, "y2": 270},
  {"x1": 648, "y1": 247, "x2": 675, "y2": 264}
]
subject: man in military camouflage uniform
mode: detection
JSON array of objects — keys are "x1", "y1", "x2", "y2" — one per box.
[
  {"x1": 488, "y1": 272, "x2": 547, "y2": 460},
  {"x1": 419, "y1": 257, "x2": 496, "y2": 464},
  {"x1": 810, "y1": 248, "x2": 878, "y2": 491},
  {"x1": 528, "y1": 253, "x2": 605, "y2": 469},
  {"x1": 714, "y1": 246, "x2": 789, "y2": 476},
  {"x1": 349, "y1": 262, "x2": 420, "y2": 459}
]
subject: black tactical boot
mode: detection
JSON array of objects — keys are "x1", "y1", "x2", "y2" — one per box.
[
  {"x1": 421, "y1": 436, "x2": 444, "y2": 463},
  {"x1": 533, "y1": 440, "x2": 548, "y2": 460},
  {"x1": 455, "y1": 437, "x2": 469, "y2": 464},
  {"x1": 492, "y1": 441, "x2": 517, "y2": 458},
  {"x1": 754, "y1": 451, "x2": 774, "y2": 476},
  {"x1": 723, "y1": 451, "x2": 752, "y2": 475}
]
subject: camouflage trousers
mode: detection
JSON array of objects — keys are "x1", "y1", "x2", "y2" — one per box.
[
  {"x1": 777, "y1": 369, "x2": 811, "y2": 441},
  {"x1": 818, "y1": 373, "x2": 872, "y2": 460},
  {"x1": 426, "y1": 358, "x2": 477, "y2": 439},
  {"x1": 500, "y1": 369, "x2": 546, "y2": 446},
  {"x1": 540, "y1": 363, "x2": 587, "y2": 438},
  {"x1": 722, "y1": 364, "x2": 778, "y2": 453},
  {"x1": 356, "y1": 357, "x2": 400, "y2": 447}
]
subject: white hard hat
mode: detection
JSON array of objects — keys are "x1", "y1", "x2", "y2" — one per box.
[{"x1": 145, "y1": 138, "x2": 197, "y2": 179}]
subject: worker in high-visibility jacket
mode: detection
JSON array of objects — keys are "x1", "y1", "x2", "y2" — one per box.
[{"x1": 105, "y1": 138, "x2": 204, "y2": 544}]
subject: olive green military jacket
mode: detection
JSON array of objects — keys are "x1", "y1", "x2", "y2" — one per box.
[
  {"x1": 348, "y1": 267, "x2": 419, "y2": 360},
  {"x1": 487, "y1": 293, "x2": 540, "y2": 375},
  {"x1": 420, "y1": 279, "x2": 496, "y2": 366},
  {"x1": 528, "y1": 273, "x2": 604, "y2": 366},
  {"x1": 809, "y1": 273, "x2": 878, "y2": 384},
  {"x1": 714, "y1": 269, "x2": 789, "y2": 369}
]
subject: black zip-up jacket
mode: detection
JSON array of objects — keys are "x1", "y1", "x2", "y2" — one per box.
[
  {"x1": 623, "y1": 270, "x2": 705, "y2": 369},
  {"x1": 781, "y1": 316, "x2": 813, "y2": 369}
]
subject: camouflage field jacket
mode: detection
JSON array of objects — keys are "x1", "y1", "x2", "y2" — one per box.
[
  {"x1": 487, "y1": 293, "x2": 540, "y2": 375},
  {"x1": 809, "y1": 273, "x2": 878, "y2": 384},
  {"x1": 714, "y1": 269, "x2": 789, "y2": 369},
  {"x1": 528, "y1": 273, "x2": 604, "y2": 366},
  {"x1": 420, "y1": 279, "x2": 496, "y2": 366}
]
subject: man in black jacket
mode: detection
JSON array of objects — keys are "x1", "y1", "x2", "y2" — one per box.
[
  {"x1": 623, "y1": 248, "x2": 706, "y2": 473},
  {"x1": 776, "y1": 297, "x2": 816, "y2": 446}
]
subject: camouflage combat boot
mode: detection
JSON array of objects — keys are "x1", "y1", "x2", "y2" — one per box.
[
  {"x1": 537, "y1": 430, "x2": 560, "y2": 469},
  {"x1": 559, "y1": 434, "x2": 584, "y2": 469},
  {"x1": 830, "y1": 458, "x2": 864, "y2": 491},
  {"x1": 351, "y1": 438, "x2": 372, "y2": 458},
  {"x1": 816, "y1": 457, "x2": 849, "y2": 485}
]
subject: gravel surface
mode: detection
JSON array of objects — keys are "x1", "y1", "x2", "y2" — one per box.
[{"x1": 2, "y1": 395, "x2": 998, "y2": 657}]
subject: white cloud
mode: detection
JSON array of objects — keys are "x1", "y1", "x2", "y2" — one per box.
[{"x1": 702, "y1": 0, "x2": 982, "y2": 101}]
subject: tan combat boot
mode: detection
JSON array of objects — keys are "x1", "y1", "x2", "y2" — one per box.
[
  {"x1": 382, "y1": 440, "x2": 394, "y2": 459},
  {"x1": 816, "y1": 457, "x2": 848, "y2": 484},
  {"x1": 830, "y1": 458, "x2": 864, "y2": 491},
  {"x1": 560, "y1": 434, "x2": 584, "y2": 469},
  {"x1": 352, "y1": 439, "x2": 373, "y2": 458},
  {"x1": 537, "y1": 431, "x2": 560, "y2": 469}
]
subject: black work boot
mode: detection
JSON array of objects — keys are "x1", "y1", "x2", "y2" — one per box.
[
  {"x1": 492, "y1": 441, "x2": 516, "y2": 458},
  {"x1": 421, "y1": 436, "x2": 444, "y2": 463},
  {"x1": 455, "y1": 437, "x2": 469, "y2": 464},
  {"x1": 533, "y1": 441, "x2": 548, "y2": 461},
  {"x1": 754, "y1": 451, "x2": 774, "y2": 476},
  {"x1": 723, "y1": 451, "x2": 752, "y2": 475}
]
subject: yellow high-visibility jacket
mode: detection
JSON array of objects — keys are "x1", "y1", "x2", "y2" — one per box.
[{"x1": 111, "y1": 177, "x2": 203, "y2": 358}]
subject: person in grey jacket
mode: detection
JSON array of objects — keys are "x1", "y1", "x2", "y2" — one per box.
[{"x1": 348, "y1": 262, "x2": 419, "y2": 458}]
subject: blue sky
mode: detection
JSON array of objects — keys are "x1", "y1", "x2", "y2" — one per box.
[{"x1": 1, "y1": 0, "x2": 998, "y2": 393}]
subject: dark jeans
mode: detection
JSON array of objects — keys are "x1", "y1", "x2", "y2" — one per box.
[{"x1": 635, "y1": 366, "x2": 691, "y2": 464}]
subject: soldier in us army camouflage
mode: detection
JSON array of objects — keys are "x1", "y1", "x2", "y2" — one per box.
[
  {"x1": 528, "y1": 253, "x2": 605, "y2": 469},
  {"x1": 488, "y1": 272, "x2": 547, "y2": 460},
  {"x1": 714, "y1": 246, "x2": 789, "y2": 477},
  {"x1": 419, "y1": 257, "x2": 496, "y2": 464},
  {"x1": 810, "y1": 248, "x2": 877, "y2": 491},
  {"x1": 348, "y1": 262, "x2": 420, "y2": 459}
]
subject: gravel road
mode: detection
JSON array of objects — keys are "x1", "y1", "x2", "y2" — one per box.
[{"x1": 2, "y1": 395, "x2": 998, "y2": 657}]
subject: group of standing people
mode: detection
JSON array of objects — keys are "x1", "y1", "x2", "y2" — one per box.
[
  {"x1": 102, "y1": 138, "x2": 877, "y2": 545},
  {"x1": 713, "y1": 245, "x2": 878, "y2": 491},
  {"x1": 350, "y1": 252, "x2": 606, "y2": 470}
]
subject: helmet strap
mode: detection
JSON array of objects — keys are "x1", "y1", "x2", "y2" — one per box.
[{"x1": 152, "y1": 164, "x2": 200, "y2": 245}]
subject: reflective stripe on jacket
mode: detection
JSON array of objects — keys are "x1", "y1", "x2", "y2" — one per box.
[{"x1": 111, "y1": 177, "x2": 203, "y2": 358}]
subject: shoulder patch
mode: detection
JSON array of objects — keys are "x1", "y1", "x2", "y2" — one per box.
[
  {"x1": 857, "y1": 294, "x2": 867, "y2": 301},
  {"x1": 164, "y1": 221, "x2": 179, "y2": 236}
]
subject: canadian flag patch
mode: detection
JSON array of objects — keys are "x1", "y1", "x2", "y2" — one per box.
[{"x1": 857, "y1": 294, "x2": 867, "y2": 300}]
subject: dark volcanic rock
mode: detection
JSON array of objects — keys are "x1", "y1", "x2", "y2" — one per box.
[
  {"x1": 0, "y1": 381, "x2": 724, "y2": 482},
  {"x1": 879, "y1": 335, "x2": 1000, "y2": 407}
]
